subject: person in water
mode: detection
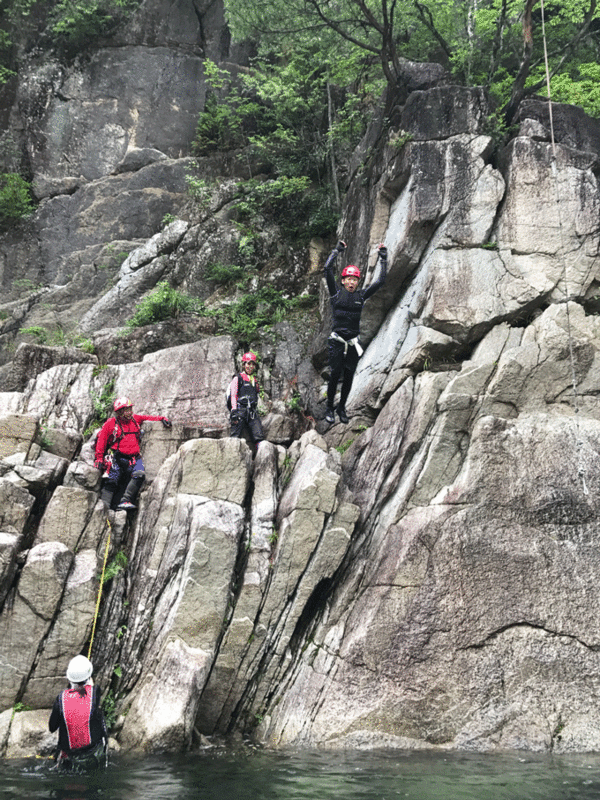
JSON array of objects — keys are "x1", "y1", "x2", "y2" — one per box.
[
  {"x1": 324, "y1": 240, "x2": 387, "y2": 424},
  {"x1": 228, "y1": 351, "x2": 264, "y2": 447},
  {"x1": 49, "y1": 655, "x2": 108, "y2": 771},
  {"x1": 94, "y1": 396, "x2": 171, "y2": 510}
]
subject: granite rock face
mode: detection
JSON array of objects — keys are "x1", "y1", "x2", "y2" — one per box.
[{"x1": 3, "y1": 0, "x2": 600, "y2": 758}]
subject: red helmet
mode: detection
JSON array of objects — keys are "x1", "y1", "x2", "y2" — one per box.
[
  {"x1": 114, "y1": 396, "x2": 133, "y2": 412},
  {"x1": 242, "y1": 352, "x2": 257, "y2": 363},
  {"x1": 342, "y1": 265, "x2": 361, "y2": 279}
]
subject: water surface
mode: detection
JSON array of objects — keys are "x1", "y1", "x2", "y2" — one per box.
[{"x1": 3, "y1": 747, "x2": 600, "y2": 800}]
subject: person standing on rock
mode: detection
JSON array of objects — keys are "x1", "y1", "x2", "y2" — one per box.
[
  {"x1": 49, "y1": 655, "x2": 108, "y2": 771},
  {"x1": 324, "y1": 240, "x2": 388, "y2": 424},
  {"x1": 94, "y1": 397, "x2": 172, "y2": 511},
  {"x1": 228, "y1": 352, "x2": 265, "y2": 448}
]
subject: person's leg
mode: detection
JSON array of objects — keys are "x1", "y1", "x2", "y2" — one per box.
[
  {"x1": 118, "y1": 456, "x2": 145, "y2": 509},
  {"x1": 100, "y1": 458, "x2": 121, "y2": 509},
  {"x1": 230, "y1": 408, "x2": 248, "y2": 438},
  {"x1": 248, "y1": 412, "x2": 264, "y2": 448},
  {"x1": 337, "y1": 346, "x2": 360, "y2": 422},
  {"x1": 326, "y1": 339, "x2": 345, "y2": 420}
]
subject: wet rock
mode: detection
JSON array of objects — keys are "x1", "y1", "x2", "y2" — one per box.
[{"x1": 4, "y1": 709, "x2": 57, "y2": 758}]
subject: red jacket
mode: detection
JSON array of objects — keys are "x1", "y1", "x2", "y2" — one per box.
[{"x1": 95, "y1": 414, "x2": 163, "y2": 460}]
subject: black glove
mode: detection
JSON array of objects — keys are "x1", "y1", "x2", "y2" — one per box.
[
  {"x1": 378, "y1": 244, "x2": 387, "y2": 258},
  {"x1": 336, "y1": 240, "x2": 346, "y2": 252},
  {"x1": 161, "y1": 417, "x2": 172, "y2": 428},
  {"x1": 94, "y1": 460, "x2": 104, "y2": 472},
  {"x1": 230, "y1": 409, "x2": 241, "y2": 422}
]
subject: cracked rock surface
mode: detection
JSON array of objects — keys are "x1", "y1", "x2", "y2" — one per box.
[{"x1": 2, "y1": 10, "x2": 600, "y2": 754}]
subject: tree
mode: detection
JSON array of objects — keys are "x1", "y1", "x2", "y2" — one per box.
[{"x1": 224, "y1": 0, "x2": 600, "y2": 119}]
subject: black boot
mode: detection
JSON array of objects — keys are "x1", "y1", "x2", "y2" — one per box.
[
  {"x1": 117, "y1": 472, "x2": 145, "y2": 510},
  {"x1": 100, "y1": 482, "x2": 117, "y2": 509},
  {"x1": 336, "y1": 406, "x2": 349, "y2": 424},
  {"x1": 325, "y1": 406, "x2": 335, "y2": 424}
]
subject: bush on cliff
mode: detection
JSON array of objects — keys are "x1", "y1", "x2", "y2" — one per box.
[
  {"x1": 125, "y1": 282, "x2": 204, "y2": 329},
  {"x1": 0, "y1": 172, "x2": 34, "y2": 224},
  {"x1": 50, "y1": 0, "x2": 142, "y2": 54}
]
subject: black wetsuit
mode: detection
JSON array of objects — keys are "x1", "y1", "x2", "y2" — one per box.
[{"x1": 325, "y1": 248, "x2": 387, "y2": 411}]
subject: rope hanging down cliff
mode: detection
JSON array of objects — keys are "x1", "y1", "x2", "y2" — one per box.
[
  {"x1": 540, "y1": 0, "x2": 589, "y2": 496},
  {"x1": 87, "y1": 519, "x2": 112, "y2": 660}
]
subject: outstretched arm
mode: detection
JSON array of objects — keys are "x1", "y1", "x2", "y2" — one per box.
[
  {"x1": 363, "y1": 245, "x2": 388, "y2": 300},
  {"x1": 324, "y1": 240, "x2": 346, "y2": 295}
]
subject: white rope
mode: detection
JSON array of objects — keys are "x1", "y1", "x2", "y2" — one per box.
[{"x1": 539, "y1": 0, "x2": 588, "y2": 495}]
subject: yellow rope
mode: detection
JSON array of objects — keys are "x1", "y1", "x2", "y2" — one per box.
[{"x1": 87, "y1": 519, "x2": 112, "y2": 660}]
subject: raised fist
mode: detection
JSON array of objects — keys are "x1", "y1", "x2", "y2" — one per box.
[{"x1": 336, "y1": 240, "x2": 347, "y2": 252}]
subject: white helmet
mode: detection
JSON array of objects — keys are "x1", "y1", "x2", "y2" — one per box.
[{"x1": 66, "y1": 655, "x2": 93, "y2": 684}]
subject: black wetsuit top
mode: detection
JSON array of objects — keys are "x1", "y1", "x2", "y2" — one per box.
[{"x1": 324, "y1": 248, "x2": 387, "y2": 340}]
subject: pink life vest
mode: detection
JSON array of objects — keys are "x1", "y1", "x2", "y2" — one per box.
[{"x1": 59, "y1": 685, "x2": 93, "y2": 750}]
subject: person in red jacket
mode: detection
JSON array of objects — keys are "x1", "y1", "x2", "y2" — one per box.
[
  {"x1": 49, "y1": 655, "x2": 108, "y2": 772},
  {"x1": 94, "y1": 396, "x2": 171, "y2": 510},
  {"x1": 228, "y1": 352, "x2": 264, "y2": 447}
]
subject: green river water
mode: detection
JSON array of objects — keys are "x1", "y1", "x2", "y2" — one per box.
[{"x1": 3, "y1": 747, "x2": 600, "y2": 800}]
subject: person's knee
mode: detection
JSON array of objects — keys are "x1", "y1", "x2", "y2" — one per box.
[{"x1": 131, "y1": 470, "x2": 145, "y2": 482}]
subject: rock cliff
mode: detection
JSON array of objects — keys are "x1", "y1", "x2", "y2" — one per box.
[{"x1": 2, "y1": 0, "x2": 600, "y2": 758}]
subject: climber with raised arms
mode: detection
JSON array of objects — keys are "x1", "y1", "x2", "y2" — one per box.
[
  {"x1": 94, "y1": 397, "x2": 171, "y2": 511},
  {"x1": 324, "y1": 240, "x2": 387, "y2": 424}
]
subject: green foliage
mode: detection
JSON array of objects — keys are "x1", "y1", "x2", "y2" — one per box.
[
  {"x1": 224, "y1": 0, "x2": 600, "y2": 118},
  {"x1": 19, "y1": 324, "x2": 95, "y2": 352},
  {"x1": 97, "y1": 244, "x2": 130, "y2": 271},
  {"x1": 389, "y1": 130, "x2": 413, "y2": 150},
  {"x1": 234, "y1": 177, "x2": 337, "y2": 240},
  {"x1": 193, "y1": 48, "x2": 377, "y2": 240},
  {"x1": 214, "y1": 286, "x2": 313, "y2": 340},
  {"x1": 101, "y1": 688, "x2": 120, "y2": 729},
  {"x1": 185, "y1": 174, "x2": 211, "y2": 209},
  {"x1": 102, "y1": 550, "x2": 127, "y2": 584},
  {"x1": 12, "y1": 278, "x2": 42, "y2": 296},
  {"x1": 336, "y1": 437, "x2": 355, "y2": 455},
  {"x1": 547, "y1": 63, "x2": 600, "y2": 117},
  {"x1": 205, "y1": 262, "x2": 248, "y2": 285},
  {"x1": 125, "y1": 282, "x2": 204, "y2": 329},
  {"x1": 19, "y1": 326, "x2": 48, "y2": 344},
  {"x1": 50, "y1": 0, "x2": 142, "y2": 54},
  {"x1": 84, "y1": 377, "x2": 116, "y2": 436},
  {"x1": 0, "y1": 173, "x2": 34, "y2": 224},
  {"x1": 286, "y1": 393, "x2": 302, "y2": 413},
  {"x1": 162, "y1": 213, "x2": 176, "y2": 227}
]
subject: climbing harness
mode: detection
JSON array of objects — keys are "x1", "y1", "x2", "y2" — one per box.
[
  {"x1": 540, "y1": 0, "x2": 589, "y2": 495},
  {"x1": 329, "y1": 331, "x2": 364, "y2": 357},
  {"x1": 109, "y1": 417, "x2": 142, "y2": 452},
  {"x1": 87, "y1": 518, "x2": 112, "y2": 660}
]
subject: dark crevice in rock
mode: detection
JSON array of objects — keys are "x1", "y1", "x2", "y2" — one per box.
[
  {"x1": 508, "y1": 300, "x2": 550, "y2": 328},
  {"x1": 287, "y1": 577, "x2": 334, "y2": 660},
  {"x1": 463, "y1": 621, "x2": 600, "y2": 652}
]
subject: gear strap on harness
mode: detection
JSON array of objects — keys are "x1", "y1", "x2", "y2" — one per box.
[{"x1": 329, "y1": 331, "x2": 364, "y2": 357}]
